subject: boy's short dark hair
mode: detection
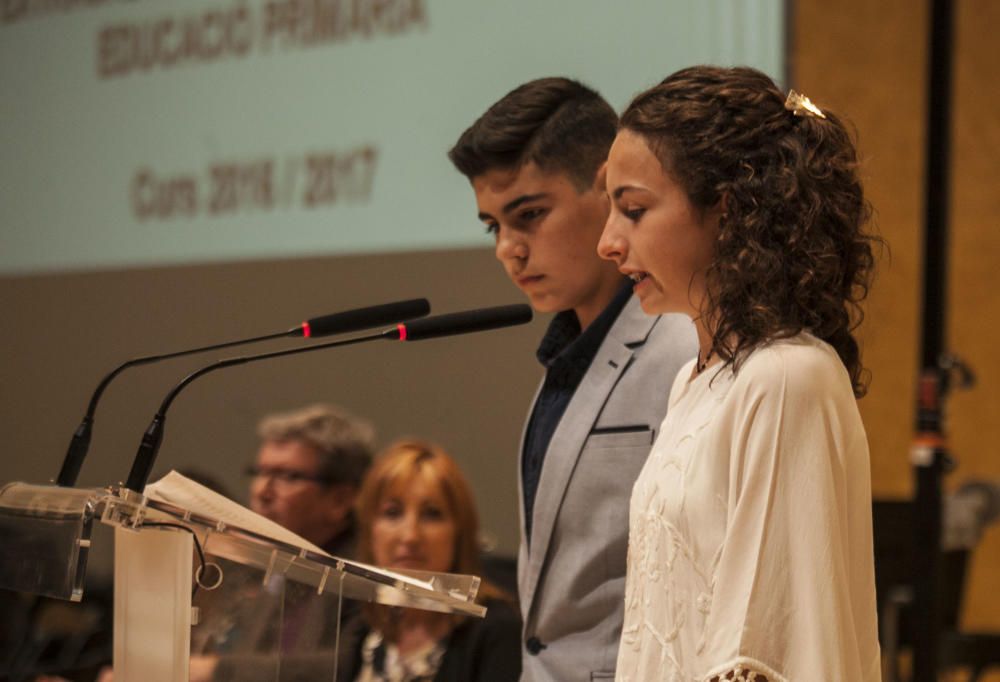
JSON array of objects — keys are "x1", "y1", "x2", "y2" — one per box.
[{"x1": 448, "y1": 77, "x2": 617, "y2": 191}]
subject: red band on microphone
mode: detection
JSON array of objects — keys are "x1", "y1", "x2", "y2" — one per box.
[
  {"x1": 396, "y1": 323, "x2": 407, "y2": 341},
  {"x1": 302, "y1": 322, "x2": 311, "y2": 338}
]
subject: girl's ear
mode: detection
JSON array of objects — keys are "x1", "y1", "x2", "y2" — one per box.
[
  {"x1": 704, "y1": 194, "x2": 727, "y2": 231},
  {"x1": 716, "y1": 191, "x2": 732, "y2": 225}
]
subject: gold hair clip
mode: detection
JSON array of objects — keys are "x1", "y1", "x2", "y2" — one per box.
[{"x1": 784, "y1": 89, "x2": 827, "y2": 119}]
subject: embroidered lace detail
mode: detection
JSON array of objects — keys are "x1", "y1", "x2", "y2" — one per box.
[
  {"x1": 702, "y1": 657, "x2": 786, "y2": 682},
  {"x1": 706, "y1": 663, "x2": 770, "y2": 681}
]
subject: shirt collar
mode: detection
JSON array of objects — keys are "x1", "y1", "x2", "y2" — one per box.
[{"x1": 536, "y1": 280, "x2": 632, "y2": 381}]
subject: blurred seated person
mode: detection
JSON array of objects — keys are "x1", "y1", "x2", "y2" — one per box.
[
  {"x1": 337, "y1": 439, "x2": 521, "y2": 682},
  {"x1": 191, "y1": 403, "x2": 376, "y2": 681},
  {"x1": 249, "y1": 402, "x2": 375, "y2": 556}
]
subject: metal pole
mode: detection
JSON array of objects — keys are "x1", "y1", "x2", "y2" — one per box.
[{"x1": 911, "y1": 0, "x2": 955, "y2": 678}]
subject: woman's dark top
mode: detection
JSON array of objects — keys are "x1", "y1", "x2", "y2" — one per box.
[{"x1": 337, "y1": 598, "x2": 522, "y2": 682}]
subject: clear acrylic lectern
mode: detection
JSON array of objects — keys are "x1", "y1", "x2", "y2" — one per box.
[{"x1": 0, "y1": 481, "x2": 485, "y2": 682}]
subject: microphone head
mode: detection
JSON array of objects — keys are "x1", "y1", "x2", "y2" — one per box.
[
  {"x1": 387, "y1": 304, "x2": 533, "y2": 341},
  {"x1": 299, "y1": 298, "x2": 431, "y2": 338}
]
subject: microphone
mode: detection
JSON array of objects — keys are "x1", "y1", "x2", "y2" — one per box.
[
  {"x1": 299, "y1": 299, "x2": 431, "y2": 338},
  {"x1": 124, "y1": 304, "x2": 532, "y2": 493},
  {"x1": 57, "y1": 298, "x2": 430, "y2": 487},
  {"x1": 384, "y1": 304, "x2": 534, "y2": 341}
]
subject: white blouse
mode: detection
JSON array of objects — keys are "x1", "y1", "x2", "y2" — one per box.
[{"x1": 615, "y1": 334, "x2": 881, "y2": 682}]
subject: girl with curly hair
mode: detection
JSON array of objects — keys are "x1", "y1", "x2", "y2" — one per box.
[{"x1": 598, "y1": 66, "x2": 882, "y2": 681}]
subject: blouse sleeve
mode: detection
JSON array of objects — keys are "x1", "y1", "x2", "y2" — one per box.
[{"x1": 699, "y1": 344, "x2": 881, "y2": 681}]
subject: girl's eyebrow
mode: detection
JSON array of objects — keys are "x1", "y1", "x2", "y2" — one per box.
[{"x1": 611, "y1": 185, "x2": 648, "y2": 199}]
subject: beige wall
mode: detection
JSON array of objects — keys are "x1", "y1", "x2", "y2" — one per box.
[
  {"x1": 795, "y1": 0, "x2": 1000, "y2": 646},
  {"x1": 0, "y1": 249, "x2": 545, "y2": 567}
]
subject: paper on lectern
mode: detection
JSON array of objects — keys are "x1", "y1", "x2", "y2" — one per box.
[
  {"x1": 144, "y1": 470, "x2": 435, "y2": 592},
  {"x1": 144, "y1": 470, "x2": 329, "y2": 555}
]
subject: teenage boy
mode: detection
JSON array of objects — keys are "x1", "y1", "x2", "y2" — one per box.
[{"x1": 448, "y1": 78, "x2": 696, "y2": 680}]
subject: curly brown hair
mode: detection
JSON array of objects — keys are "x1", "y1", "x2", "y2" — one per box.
[{"x1": 621, "y1": 65, "x2": 879, "y2": 396}]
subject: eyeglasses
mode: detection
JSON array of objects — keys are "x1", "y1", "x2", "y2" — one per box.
[{"x1": 244, "y1": 466, "x2": 331, "y2": 486}]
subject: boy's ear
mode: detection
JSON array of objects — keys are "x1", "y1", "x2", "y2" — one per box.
[{"x1": 592, "y1": 162, "x2": 608, "y2": 193}]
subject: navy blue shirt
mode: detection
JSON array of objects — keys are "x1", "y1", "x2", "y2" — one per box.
[{"x1": 522, "y1": 281, "x2": 632, "y2": 545}]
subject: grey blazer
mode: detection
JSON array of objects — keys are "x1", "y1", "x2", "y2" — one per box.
[{"x1": 517, "y1": 297, "x2": 697, "y2": 681}]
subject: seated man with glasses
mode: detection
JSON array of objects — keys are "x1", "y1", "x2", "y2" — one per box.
[
  {"x1": 190, "y1": 404, "x2": 376, "y2": 682},
  {"x1": 246, "y1": 403, "x2": 375, "y2": 558}
]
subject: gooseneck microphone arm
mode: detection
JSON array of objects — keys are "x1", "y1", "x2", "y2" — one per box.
[
  {"x1": 124, "y1": 303, "x2": 532, "y2": 493},
  {"x1": 57, "y1": 330, "x2": 292, "y2": 488},
  {"x1": 124, "y1": 330, "x2": 385, "y2": 493},
  {"x1": 59, "y1": 298, "x2": 430, "y2": 487}
]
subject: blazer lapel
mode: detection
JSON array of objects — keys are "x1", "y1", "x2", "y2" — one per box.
[
  {"x1": 517, "y1": 380, "x2": 543, "y2": 601},
  {"x1": 520, "y1": 298, "x2": 658, "y2": 615}
]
